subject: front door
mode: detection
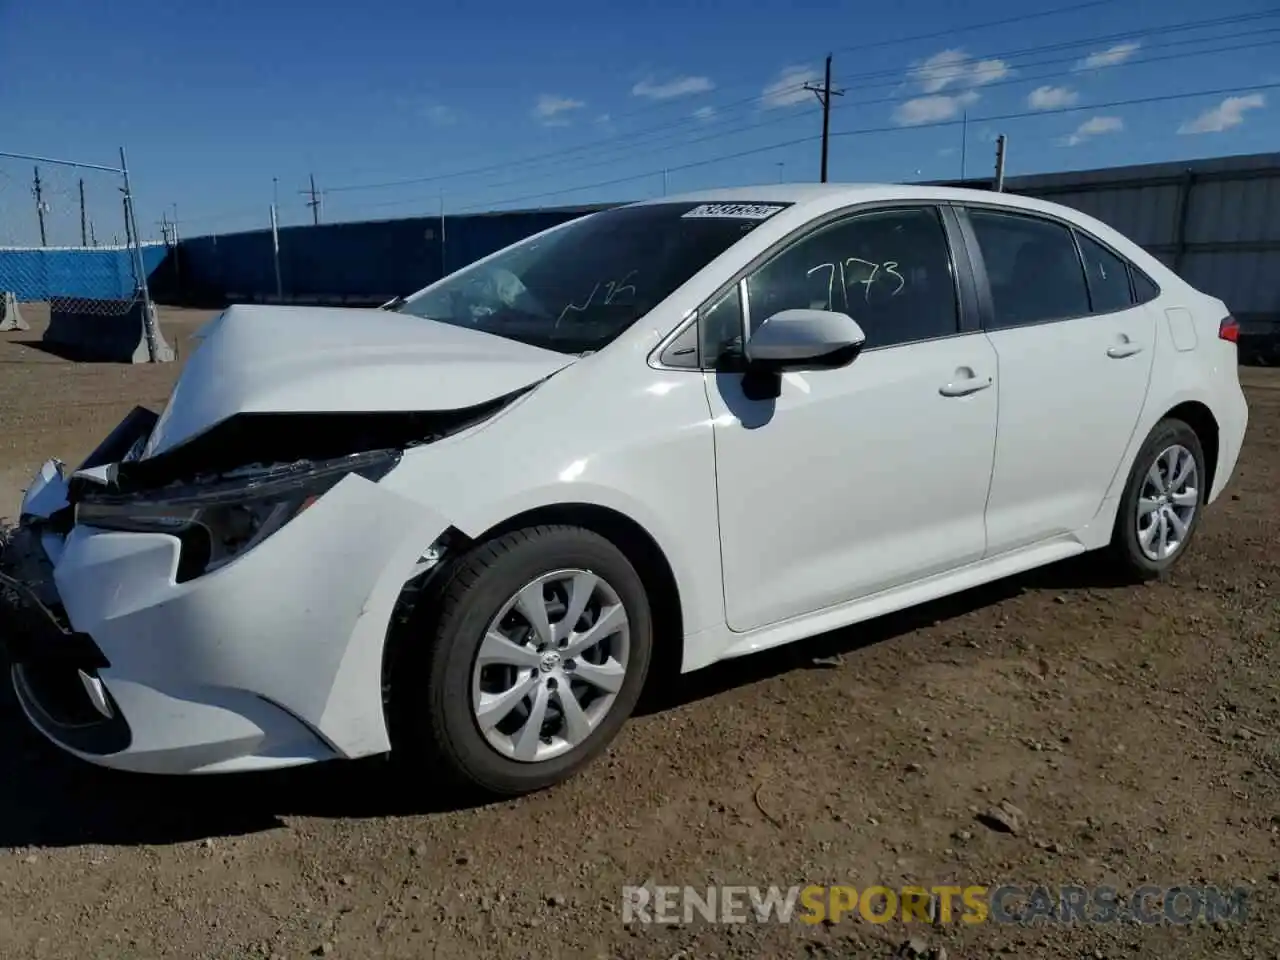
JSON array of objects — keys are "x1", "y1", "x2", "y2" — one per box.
[{"x1": 703, "y1": 205, "x2": 1000, "y2": 633}]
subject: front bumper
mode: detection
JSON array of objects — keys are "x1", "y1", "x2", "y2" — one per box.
[{"x1": 1, "y1": 455, "x2": 449, "y2": 775}]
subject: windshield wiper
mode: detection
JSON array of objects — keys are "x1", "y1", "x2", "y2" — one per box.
[{"x1": 380, "y1": 295, "x2": 407, "y2": 311}]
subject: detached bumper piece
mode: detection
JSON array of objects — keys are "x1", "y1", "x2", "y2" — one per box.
[{"x1": 0, "y1": 526, "x2": 130, "y2": 756}]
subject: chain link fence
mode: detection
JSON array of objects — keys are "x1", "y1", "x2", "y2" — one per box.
[{"x1": 0, "y1": 148, "x2": 170, "y2": 361}]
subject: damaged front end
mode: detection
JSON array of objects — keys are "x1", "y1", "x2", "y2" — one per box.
[
  {"x1": 0, "y1": 393, "x2": 516, "y2": 771},
  {"x1": 2, "y1": 391, "x2": 518, "y2": 684}
]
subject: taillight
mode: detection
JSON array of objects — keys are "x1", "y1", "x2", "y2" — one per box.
[{"x1": 1219, "y1": 315, "x2": 1240, "y2": 343}]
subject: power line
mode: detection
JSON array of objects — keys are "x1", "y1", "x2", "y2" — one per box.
[
  {"x1": 319, "y1": 8, "x2": 1275, "y2": 200},
  {"x1": 451, "y1": 81, "x2": 1280, "y2": 212},
  {"x1": 179, "y1": 6, "x2": 1275, "y2": 230},
  {"x1": 178, "y1": 7, "x2": 1277, "y2": 228},
  {"x1": 828, "y1": 0, "x2": 1121, "y2": 57},
  {"x1": 358, "y1": 33, "x2": 1279, "y2": 216},
  {"x1": 320, "y1": 0, "x2": 1124, "y2": 197}
]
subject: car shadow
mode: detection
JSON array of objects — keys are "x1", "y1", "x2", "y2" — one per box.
[
  {"x1": 0, "y1": 678, "x2": 493, "y2": 849},
  {"x1": 636, "y1": 551, "x2": 1135, "y2": 713},
  {"x1": 0, "y1": 552, "x2": 1133, "y2": 849}
]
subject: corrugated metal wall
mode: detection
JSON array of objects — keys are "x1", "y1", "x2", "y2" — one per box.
[
  {"x1": 990, "y1": 151, "x2": 1280, "y2": 324},
  {"x1": 158, "y1": 205, "x2": 614, "y2": 307},
  {"x1": 159, "y1": 153, "x2": 1278, "y2": 327}
]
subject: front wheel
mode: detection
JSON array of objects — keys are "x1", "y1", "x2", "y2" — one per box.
[
  {"x1": 391, "y1": 524, "x2": 653, "y2": 798},
  {"x1": 1106, "y1": 417, "x2": 1207, "y2": 580}
]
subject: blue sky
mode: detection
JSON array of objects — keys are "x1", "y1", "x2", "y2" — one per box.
[{"x1": 1, "y1": 0, "x2": 1277, "y2": 243}]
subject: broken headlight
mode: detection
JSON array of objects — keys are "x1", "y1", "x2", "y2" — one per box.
[{"x1": 75, "y1": 449, "x2": 401, "y2": 582}]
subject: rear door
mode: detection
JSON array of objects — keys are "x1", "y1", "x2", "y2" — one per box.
[{"x1": 959, "y1": 205, "x2": 1158, "y2": 555}]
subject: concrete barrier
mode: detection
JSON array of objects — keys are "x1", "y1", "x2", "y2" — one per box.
[
  {"x1": 0, "y1": 291, "x2": 28, "y2": 332},
  {"x1": 44, "y1": 297, "x2": 174, "y2": 363}
]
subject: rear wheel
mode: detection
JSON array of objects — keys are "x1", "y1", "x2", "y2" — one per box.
[
  {"x1": 1107, "y1": 417, "x2": 1206, "y2": 580},
  {"x1": 391, "y1": 524, "x2": 652, "y2": 797}
]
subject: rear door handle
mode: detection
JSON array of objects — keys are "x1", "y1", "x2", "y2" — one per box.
[
  {"x1": 1107, "y1": 344, "x2": 1143, "y2": 358},
  {"x1": 1106, "y1": 335, "x2": 1144, "y2": 359},
  {"x1": 939, "y1": 376, "x2": 993, "y2": 397}
]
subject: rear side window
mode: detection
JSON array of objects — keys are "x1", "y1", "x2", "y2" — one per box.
[
  {"x1": 967, "y1": 209, "x2": 1090, "y2": 329},
  {"x1": 1075, "y1": 232, "x2": 1133, "y2": 314},
  {"x1": 1132, "y1": 269, "x2": 1161, "y2": 304}
]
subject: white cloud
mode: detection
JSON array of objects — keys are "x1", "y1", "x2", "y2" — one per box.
[
  {"x1": 968, "y1": 58, "x2": 1011, "y2": 87},
  {"x1": 908, "y1": 49, "x2": 1012, "y2": 93},
  {"x1": 422, "y1": 104, "x2": 456, "y2": 126},
  {"x1": 1059, "y1": 115, "x2": 1124, "y2": 146},
  {"x1": 761, "y1": 65, "x2": 820, "y2": 109},
  {"x1": 1178, "y1": 93, "x2": 1265, "y2": 134},
  {"x1": 910, "y1": 49, "x2": 968, "y2": 93},
  {"x1": 632, "y1": 75, "x2": 715, "y2": 100},
  {"x1": 893, "y1": 90, "x2": 979, "y2": 126},
  {"x1": 891, "y1": 49, "x2": 1011, "y2": 126},
  {"x1": 692, "y1": 105, "x2": 716, "y2": 121},
  {"x1": 1027, "y1": 85, "x2": 1079, "y2": 110},
  {"x1": 1074, "y1": 41, "x2": 1141, "y2": 71},
  {"x1": 533, "y1": 94, "x2": 586, "y2": 126}
]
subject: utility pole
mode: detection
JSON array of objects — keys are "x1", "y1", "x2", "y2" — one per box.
[
  {"x1": 994, "y1": 134, "x2": 1008, "y2": 192},
  {"x1": 79, "y1": 178, "x2": 88, "y2": 245},
  {"x1": 122, "y1": 191, "x2": 133, "y2": 246},
  {"x1": 438, "y1": 192, "x2": 446, "y2": 280},
  {"x1": 301, "y1": 173, "x2": 321, "y2": 225},
  {"x1": 89, "y1": 220, "x2": 97, "y2": 246},
  {"x1": 960, "y1": 110, "x2": 969, "y2": 180},
  {"x1": 270, "y1": 203, "x2": 283, "y2": 300},
  {"x1": 33, "y1": 167, "x2": 48, "y2": 247},
  {"x1": 803, "y1": 54, "x2": 844, "y2": 183}
]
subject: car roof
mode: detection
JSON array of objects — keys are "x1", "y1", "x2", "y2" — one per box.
[{"x1": 630, "y1": 182, "x2": 1079, "y2": 221}]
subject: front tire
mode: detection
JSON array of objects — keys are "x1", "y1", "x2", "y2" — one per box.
[
  {"x1": 1107, "y1": 417, "x2": 1207, "y2": 580},
  {"x1": 392, "y1": 524, "x2": 653, "y2": 798}
]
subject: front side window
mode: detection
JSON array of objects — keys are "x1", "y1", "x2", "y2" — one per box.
[
  {"x1": 737, "y1": 207, "x2": 960, "y2": 351},
  {"x1": 1076, "y1": 231, "x2": 1134, "y2": 314},
  {"x1": 393, "y1": 202, "x2": 787, "y2": 354},
  {"x1": 967, "y1": 209, "x2": 1090, "y2": 329}
]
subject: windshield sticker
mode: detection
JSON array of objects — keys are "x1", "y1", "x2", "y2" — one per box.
[{"x1": 681, "y1": 203, "x2": 786, "y2": 220}]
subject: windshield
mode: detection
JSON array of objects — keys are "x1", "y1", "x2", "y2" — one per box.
[{"x1": 393, "y1": 201, "x2": 791, "y2": 354}]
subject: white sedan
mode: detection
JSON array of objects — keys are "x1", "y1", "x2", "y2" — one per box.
[{"x1": 0, "y1": 184, "x2": 1249, "y2": 796}]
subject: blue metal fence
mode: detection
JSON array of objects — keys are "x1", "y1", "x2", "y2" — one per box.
[{"x1": 0, "y1": 244, "x2": 167, "y2": 301}]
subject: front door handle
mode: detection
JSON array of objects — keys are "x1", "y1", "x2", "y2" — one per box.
[{"x1": 939, "y1": 375, "x2": 994, "y2": 397}]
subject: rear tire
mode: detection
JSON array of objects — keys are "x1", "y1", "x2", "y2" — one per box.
[
  {"x1": 390, "y1": 524, "x2": 652, "y2": 798},
  {"x1": 1106, "y1": 417, "x2": 1207, "y2": 581}
]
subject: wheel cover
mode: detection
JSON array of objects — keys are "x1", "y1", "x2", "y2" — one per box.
[
  {"x1": 1136, "y1": 443, "x2": 1199, "y2": 562},
  {"x1": 470, "y1": 568, "x2": 631, "y2": 763}
]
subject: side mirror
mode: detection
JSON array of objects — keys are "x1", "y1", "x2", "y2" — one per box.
[{"x1": 743, "y1": 309, "x2": 866, "y2": 372}]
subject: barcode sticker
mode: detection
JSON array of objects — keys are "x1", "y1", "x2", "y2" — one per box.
[{"x1": 681, "y1": 203, "x2": 786, "y2": 220}]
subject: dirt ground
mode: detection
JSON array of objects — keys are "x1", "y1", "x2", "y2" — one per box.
[{"x1": 1, "y1": 307, "x2": 1278, "y2": 960}]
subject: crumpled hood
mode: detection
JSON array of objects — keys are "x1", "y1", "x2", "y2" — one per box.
[{"x1": 141, "y1": 304, "x2": 576, "y2": 459}]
